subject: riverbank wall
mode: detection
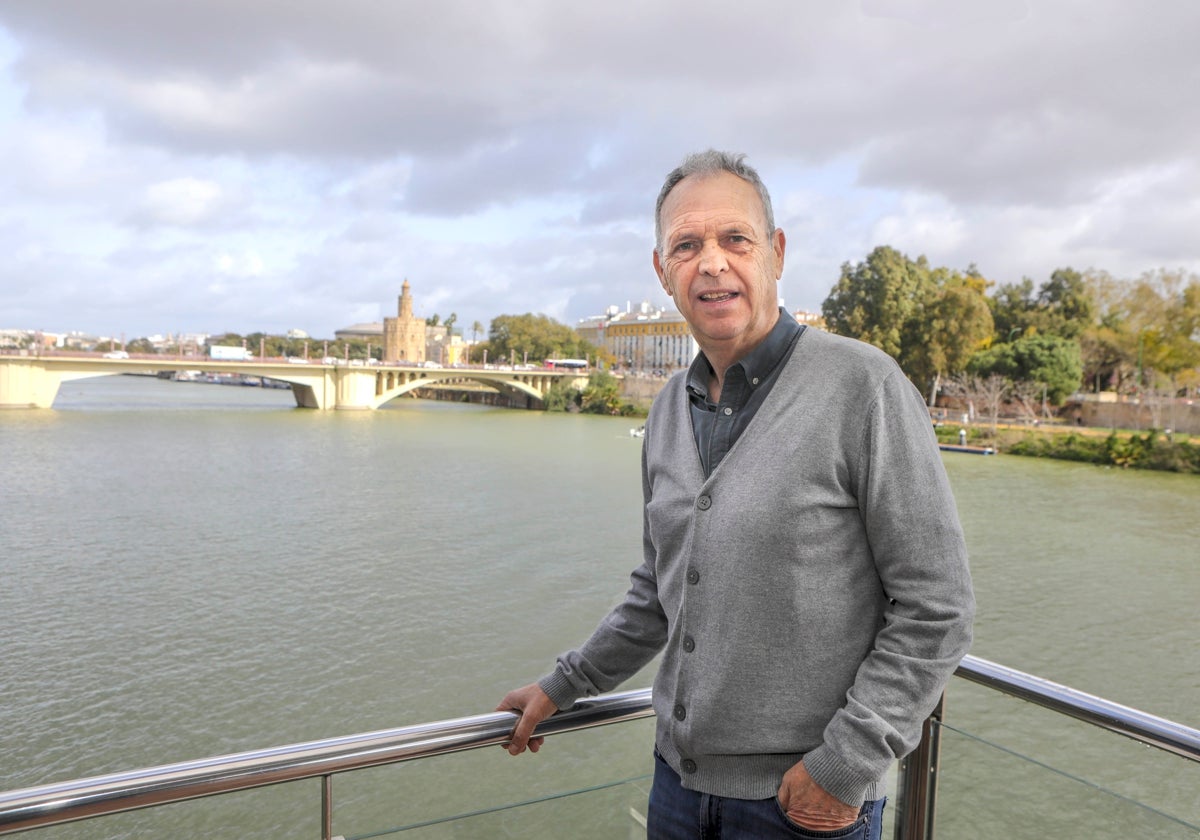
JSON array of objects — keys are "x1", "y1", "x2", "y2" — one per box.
[
  {"x1": 618, "y1": 374, "x2": 668, "y2": 411},
  {"x1": 1070, "y1": 398, "x2": 1200, "y2": 435}
]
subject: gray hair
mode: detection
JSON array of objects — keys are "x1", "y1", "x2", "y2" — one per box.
[{"x1": 653, "y1": 150, "x2": 776, "y2": 254}]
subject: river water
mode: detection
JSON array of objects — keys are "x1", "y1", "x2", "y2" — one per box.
[{"x1": 1, "y1": 375, "x2": 1196, "y2": 839}]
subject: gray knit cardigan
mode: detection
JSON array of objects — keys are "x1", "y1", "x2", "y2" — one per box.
[{"x1": 540, "y1": 327, "x2": 975, "y2": 806}]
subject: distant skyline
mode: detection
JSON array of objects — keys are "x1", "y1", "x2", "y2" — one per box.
[{"x1": 2, "y1": 1, "x2": 1198, "y2": 340}]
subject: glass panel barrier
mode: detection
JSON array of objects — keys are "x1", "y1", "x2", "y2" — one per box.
[
  {"x1": 932, "y1": 681, "x2": 1200, "y2": 840},
  {"x1": 331, "y1": 717, "x2": 657, "y2": 840},
  {"x1": 1, "y1": 781, "x2": 320, "y2": 840},
  {"x1": 342, "y1": 774, "x2": 653, "y2": 840}
]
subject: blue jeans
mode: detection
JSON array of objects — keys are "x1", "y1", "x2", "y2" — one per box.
[{"x1": 647, "y1": 751, "x2": 885, "y2": 839}]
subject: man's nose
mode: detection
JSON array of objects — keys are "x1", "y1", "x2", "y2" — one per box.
[{"x1": 697, "y1": 239, "x2": 728, "y2": 276}]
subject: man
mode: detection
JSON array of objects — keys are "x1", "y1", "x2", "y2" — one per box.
[{"x1": 498, "y1": 150, "x2": 974, "y2": 839}]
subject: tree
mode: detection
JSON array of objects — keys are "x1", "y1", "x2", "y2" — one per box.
[
  {"x1": 543, "y1": 379, "x2": 582, "y2": 412},
  {"x1": 989, "y1": 268, "x2": 1096, "y2": 342},
  {"x1": 1079, "y1": 270, "x2": 1144, "y2": 394},
  {"x1": 903, "y1": 268, "x2": 994, "y2": 404},
  {"x1": 580, "y1": 371, "x2": 625, "y2": 414},
  {"x1": 823, "y1": 246, "x2": 992, "y2": 401},
  {"x1": 484, "y1": 313, "x2": 598, "y2": 365},
  {"x1": 1037, "y1": 268, "x2": 1095, "y2": 339},
  {"x1": 946, "y1": 372, "x2": 1008, "y2": 436},
  {"x1": 1083, "y1": 269, "x2": 1200, "y2": 409},
  {"x1": 823, "y1": 246, "x2": 930, "y2": 362},
  {"x1": 968, "y1": 334, "x2": 1083, "y2": 405},
  {"x1": 1010, "y1": 379, "x2": 1047, "y2": 422}
]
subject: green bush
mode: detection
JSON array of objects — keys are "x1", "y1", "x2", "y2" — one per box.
[
  {"x1": 543, "y1": 380, "x2": 581, "y2": 412},
  {"x1": 937, "y1": 423, "x2": 1199, "y2": 473},
  {"x1": 1002, "y1": 429, "x2": 1200, "y2": 473}
]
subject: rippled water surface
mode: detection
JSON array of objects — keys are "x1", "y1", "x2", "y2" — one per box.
[{"x1": 1, "y1": 375, "x2": 1196, "y2": 838}]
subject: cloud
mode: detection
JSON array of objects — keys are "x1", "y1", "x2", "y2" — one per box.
[
  {"x1": 0, "y1": 1, "x2": 1197, "y2": 339},
  {"x1": 134, "y1": 177, "x2": 226, "y2": 227}
]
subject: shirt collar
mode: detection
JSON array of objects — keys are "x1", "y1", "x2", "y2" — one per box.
[{"x1": 685, "y1": 308, "x2": 802, "y2": 401}]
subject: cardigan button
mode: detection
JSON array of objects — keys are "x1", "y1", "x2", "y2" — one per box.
[
  {"x1": 696, "y1": 495, "x2": 711, "y2": 510},
  {"x1": 673, "y1": 704, "x2": 687, "y2": 721},
  {"x1": 686, "y1": 568, "x2": 700, "y2": 585},
  {"x1": 681, "y1": 759, "x2": 697, "y2": 774},
  {"x1": 682, "y1": 635, "x2": 695, "y2": 652}
]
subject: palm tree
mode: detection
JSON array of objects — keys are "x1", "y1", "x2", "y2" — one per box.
[{"x1": 471, "y1": 320, "x2": 484, "y2": 362}]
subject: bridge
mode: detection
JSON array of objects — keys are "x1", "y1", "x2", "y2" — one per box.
[{"x1": 0, "y1": 354, "x2": 588, "y2": 411}]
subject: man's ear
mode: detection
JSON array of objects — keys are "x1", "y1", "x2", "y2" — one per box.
[{"x1": 653, "y1": 250, "x2": 671, "y2": 296}]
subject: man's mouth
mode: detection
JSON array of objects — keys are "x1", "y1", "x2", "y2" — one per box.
[{"x1": 699, "y1": 291, "x2": 737, "y2": 302}]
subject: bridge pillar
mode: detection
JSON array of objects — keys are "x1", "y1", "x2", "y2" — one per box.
[
  {"x1": 291, "y1": 383, "x2": 322, "y2": 409},
  {"x1": 334, "y1": 368, "x2": 380, "y2": 410},
  {"x1": 0, "y1": 359, "x2": 63, "y2": 408}
]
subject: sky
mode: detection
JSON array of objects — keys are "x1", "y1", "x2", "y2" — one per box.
[{"x1": 1, "y1": 1, "x2": 1198, "y2": 341}]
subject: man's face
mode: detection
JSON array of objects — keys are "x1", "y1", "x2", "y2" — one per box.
[{"x1": 653, "y1": 171, "x2": 785, "y2": 365}]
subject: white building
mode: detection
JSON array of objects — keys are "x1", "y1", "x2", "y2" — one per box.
[{"x1": 579, "y1": 301, "x2": 698, "y2": 374}]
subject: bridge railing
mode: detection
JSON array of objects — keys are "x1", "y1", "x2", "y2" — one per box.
[{"x1": 1, "y1": 655, "x2": 1197, "y2": 838}]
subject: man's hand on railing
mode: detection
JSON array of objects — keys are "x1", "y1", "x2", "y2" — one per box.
[{"x1": 496, "y1": 683, "x2": 557, "y2": 756}]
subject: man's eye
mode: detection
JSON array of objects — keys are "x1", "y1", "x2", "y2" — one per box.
[{"x1": 674, "y1": 242, "x2": 696, "y2": 253}]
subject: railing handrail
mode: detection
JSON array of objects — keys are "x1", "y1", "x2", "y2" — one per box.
[
  {"x1": 954, "y1": 655, "x2": 1200, "y2": 761},
  {"x1": 0, "y1": 689, "x2": 654, "y2": 835},
  {"x1": 1, "y1": 655, "x2": 1197, "y2": 836}
]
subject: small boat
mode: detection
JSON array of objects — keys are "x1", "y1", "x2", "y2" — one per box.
[
  {"x1": 938, "y1": 443, "x2": 995, "y2": 455},
  {"x1": 629, "y1": 426, "x2": 645, "y2": 438}
]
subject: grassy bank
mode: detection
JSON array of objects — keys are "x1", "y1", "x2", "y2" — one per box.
[{"x1": 937, "y1": 424, "x2": 1200, "y2": 474}]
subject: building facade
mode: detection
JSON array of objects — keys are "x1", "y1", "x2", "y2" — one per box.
[
  {"x1": 580, "y1": 302, "x2": 698, "y2": 374},
  {"x1": 579, "y1": 302, "x2": 823, "y2": 374}
]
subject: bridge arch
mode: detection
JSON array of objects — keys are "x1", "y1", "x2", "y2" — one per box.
[{"x1": 371, "y1": 369, "x2": 553, "y2": 409}]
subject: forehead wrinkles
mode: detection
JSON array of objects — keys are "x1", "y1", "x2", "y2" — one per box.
[{"x1": 661, "y1": 176, "x2": 769, "y2": 242}]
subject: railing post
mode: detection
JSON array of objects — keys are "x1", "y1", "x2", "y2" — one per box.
[
  {"x1": 893, "y1": 693, "x2": 944, "y2": 840},
  {"x1": 322, "y1": 774, "x2": 339, "y2": 840}
]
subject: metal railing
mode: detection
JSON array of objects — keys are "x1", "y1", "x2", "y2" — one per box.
[
  {"x1": 894, "y1": 656, "x2": 1200, "y2": 839},
  {"x1": 0, "y1": 689, "x2": 653, "y2": 838},
  {"x1": 2, "y1": 655, "x2": 1197, "y2": 839}
]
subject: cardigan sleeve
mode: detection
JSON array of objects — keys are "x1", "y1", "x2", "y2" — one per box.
[{"x1": 801, "y1": 367, "x2": 975, "y2": 806}]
